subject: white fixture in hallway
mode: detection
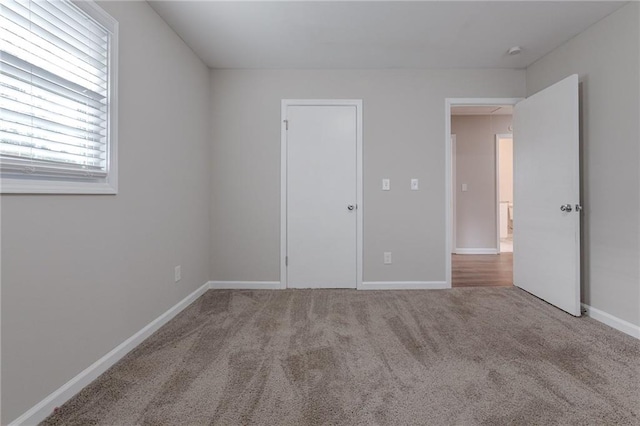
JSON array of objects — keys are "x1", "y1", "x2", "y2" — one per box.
[{"x1": 500, "y1": 237, "x2": 513, "y2": 253}]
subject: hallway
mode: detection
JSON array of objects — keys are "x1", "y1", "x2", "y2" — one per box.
[{"x1": 452, "y1": 253, "x2": 513, "y2": 287}]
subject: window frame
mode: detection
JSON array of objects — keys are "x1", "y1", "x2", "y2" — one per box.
[{"x1": 0, "y1": 0, "x2": 118, "y2": 194}]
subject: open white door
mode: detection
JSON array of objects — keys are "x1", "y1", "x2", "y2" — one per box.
[{"x1": 513, "y1": 74, "x2": 581, "y2": 316}]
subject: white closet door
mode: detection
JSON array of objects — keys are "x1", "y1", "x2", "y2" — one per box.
[{"x1": 285, "y1": 104, "x2": 358, "y2": 289}]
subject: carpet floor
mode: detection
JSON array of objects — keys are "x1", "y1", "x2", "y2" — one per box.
[{"x1": 42, "y1": 288, "x2": 640, "y2": 425}]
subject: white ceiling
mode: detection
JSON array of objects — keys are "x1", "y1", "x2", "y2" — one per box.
[{"x1": 149, "y1": 1, "x2": 627, "y2": 70}]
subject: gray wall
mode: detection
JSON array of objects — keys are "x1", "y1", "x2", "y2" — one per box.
[
  {"x1": 0, "y1": 2, "x2": 212, "y2": 422},
  {"x1": 452, "y1": 115, "x2": 512, "y2": 250},
  {"x1": 526, "y1": 2, "x2": 640, "y2": 327},
  {"x1": 498, "y1": 137, "x2": 514, "y2": 204},
  {"x1": 210, "y1": 69, "x2": 525, "y2": 283}
]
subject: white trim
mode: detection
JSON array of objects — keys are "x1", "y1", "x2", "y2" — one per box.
[
  {"x1": 356, "y1": 101, "x2": 364, "y2": 291},
  {"x1": 208, "y1": 281, "x2": 282, "y2": 290},
  {"x1": 280, "y1": 99, "x2": 363, "y2": 291},
  {"x1": 495, "y1": 135, "x2": 500, "y2": 251},
  {"x1": 360, "y1": 281, "x2": 448, "y2": 290},
  {"x1": 453, "y1": 248, "x2": 500, "y2": 255},
  {"x1": 445, "y1": 98, "x2": 522, "y2": 288},
  {"x1": 451, "y1": 134, "x2": 457, "y2": 254},
  {"x1": 0, "y1": 179, "x2": 117, "y2": 194},
  {"x1": 280, "y1": 101, "x2": 287, "y2": 290},
  {"x1": 582, "y1": 303, "x2": 640, "y2": 340},
  {"x1": 8, "y1": 281, "x2": 210, "y2": 426}
]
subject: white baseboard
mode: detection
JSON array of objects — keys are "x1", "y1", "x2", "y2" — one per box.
[
  {"x1": 208, "y1": 281, "x2": 282, "y2": 290},
  {"x1": 208, "y1": 281, "x2": 450, "y2": 290},
  {"x1": 454, "y1": 248, "x2": 499, "y2": 255},
  {"x1": 581, "y1": 303, "x2": 640, "y2": 340},
  {"x1": 360, "y1": 281, "x2": 449, "y2": 290},
  {"x1": 9, "y1": 281, "x2": 211, "y2": 426}
]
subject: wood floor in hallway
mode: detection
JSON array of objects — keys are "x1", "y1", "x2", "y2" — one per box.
[{"x1": 452, "y1": 253, "x2": 513, "y2": 287}]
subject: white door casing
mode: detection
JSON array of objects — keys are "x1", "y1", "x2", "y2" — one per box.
[
  {"x1": 451, "y1": 135, "x2": 457, "y2": 253},
  {"x1": 513, "y1": 74, "x2": 581, "y2": 316},
  {"x1": 281, "y1": 100, "x2": 363, "y2": 289}
]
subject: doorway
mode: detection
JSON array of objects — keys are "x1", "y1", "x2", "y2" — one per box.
[
  {"x1": 449, "y1": 105, "x2": 514, "y2": 287},
  {"x1": 280, "y1": 99, "x2": 363, "y2": 289},
  {"x1": 445, "y1": 99, "x2": 520, "y2": 288}
]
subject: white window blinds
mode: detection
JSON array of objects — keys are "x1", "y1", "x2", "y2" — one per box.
[{"x1": 1, "y1": 0, "x2": 114, "y2": 179}]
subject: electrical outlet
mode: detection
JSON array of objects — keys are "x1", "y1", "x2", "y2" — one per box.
[
  {"x1": 174, "y1": 265, "x2": 181, "y2": 282},
  {"x1": 382, "y1": 178, "x2": 390, "y2": 191},
  {"x1": 384, "y1": 252, "x2": 392, "y2": 265}
]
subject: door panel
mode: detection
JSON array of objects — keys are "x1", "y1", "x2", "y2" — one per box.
[
  {"x1": 513, "y1": 74, "x2": 581, "y2": 316},
  {"x1": 286, "y1": 105, "x2": 357, "y2": 288}
]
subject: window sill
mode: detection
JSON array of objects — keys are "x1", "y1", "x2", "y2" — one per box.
[{"x1": 0, "y1": 178, "x2": 117, "y2": 195}]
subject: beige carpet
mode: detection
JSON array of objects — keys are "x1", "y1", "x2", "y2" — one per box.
[{"x1": 42, "y1": 288, "x2": 640, "y2": 425}]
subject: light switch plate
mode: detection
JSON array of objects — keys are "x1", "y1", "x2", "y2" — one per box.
[
  {"x1": 382, "y1": 179, "x2": 390, "y2": 191},
  {"x1": 462, "y1": 183, "x2": 468, "y2": 192},
  {"x1": 411, "y1": 179, "x2": 419, "y2": 190}
]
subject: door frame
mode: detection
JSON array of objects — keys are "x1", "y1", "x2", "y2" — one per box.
[
  {"x1": 280, "y1": 99, "x2": 363, "y2": 290},
  {"x1": 495, "y1": 133, "x2": 513, "y2": 252},
  {"x1": 444, "y1": 98, "x2": 522, "y2": 288},
  {"x1": 450, "y1": 134, "x2": 457, "y2": 254}
]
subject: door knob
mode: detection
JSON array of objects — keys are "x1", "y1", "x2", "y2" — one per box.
[
  {"x1": 347, "y1": 205, "x2": 355, "y2": 211},
  {"x1": 560, "y1": 204, "x2": 572, "y2": 212}
]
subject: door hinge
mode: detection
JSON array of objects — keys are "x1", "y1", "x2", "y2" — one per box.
[
  {"x1": 285, "y1": 256, "x2": 288, "y2": 266},
  {"x1": 283, "y1": 119, "x2": 288, "y2": 131}
]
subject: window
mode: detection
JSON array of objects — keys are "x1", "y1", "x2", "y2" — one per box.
[{"x1": 1, "y1": 0, "x2": 118, "y2": 194}]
